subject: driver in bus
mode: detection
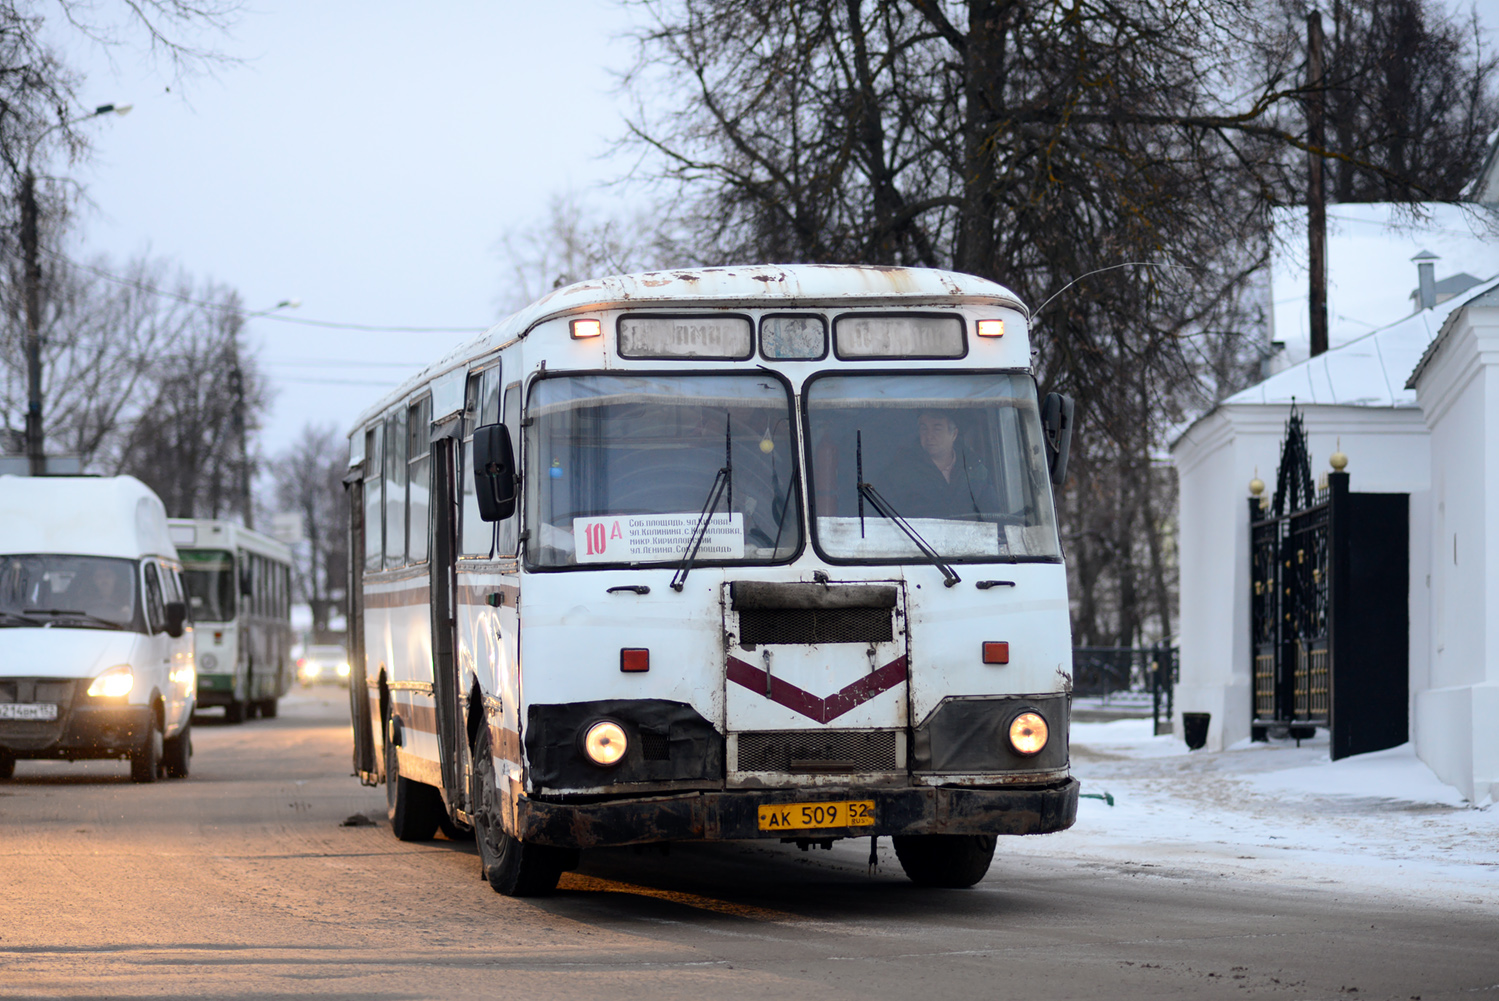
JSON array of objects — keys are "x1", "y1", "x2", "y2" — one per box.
[
  {"x1": 878, "y1": 409, "x2": 999, "y2": 520},
  {"x1": 78, "y1": 562, "x2": 134, "y2": 622}
]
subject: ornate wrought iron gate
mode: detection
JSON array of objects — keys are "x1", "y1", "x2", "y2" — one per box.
[{"x1": 1249, "y1": 408, "x2": 1409, "y2": 760}]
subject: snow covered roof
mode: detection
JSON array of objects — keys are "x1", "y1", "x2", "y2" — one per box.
[
  {"x1": 1270, "y1": 203, "x2": 1499, "y2": 364},
  {"x1": 1230, "y1": 275, "x2": 1499, "y2": 409}
]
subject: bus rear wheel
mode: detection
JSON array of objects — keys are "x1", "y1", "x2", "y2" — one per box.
[
  {"x1": 471, "y1": 725, "x2": 575, "y2": 896},
  {"x1": 224, "y1": 700, "x2": 246, "y2": 724},
  {"x1": 892, "y1": 834, "x2": 997, "y2": 888},
  {"x1": 385, "y1": 720, "x2": 444, "y2": 841}
]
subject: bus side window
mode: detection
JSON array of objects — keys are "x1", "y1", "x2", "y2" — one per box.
[
  {"x1": 480, "y1": 366, "x2": 501, "y2": 427},
  {"x1": 461, "y1": 370, "x2": 494, "y2": 556},
  {"x1": 496, "y1": 382, "x2": 521, "y2": 556},
  {"x1": 143, "y1": 562, "x2": 166, "y2": 634},
  {"x1": 408, "y1": 396, "x2": 431, "y2": 564},
  {"x1": 385, "y1": 407, "x2": 408, "y2": 568},
  {"x1": 364, "y1": 425, "x2": 384, "y2": 573}
]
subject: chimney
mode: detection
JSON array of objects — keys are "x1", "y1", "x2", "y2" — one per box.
[{"x1": 1413, "y1": 250, "x2": 1439, "y2": 310}]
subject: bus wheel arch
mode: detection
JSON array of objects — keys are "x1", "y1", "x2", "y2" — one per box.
[{"x1": 470, "y1": 721, "x2": 575, "y2": 896}]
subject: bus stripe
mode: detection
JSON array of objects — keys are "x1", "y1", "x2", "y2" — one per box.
[{"x1": 725, "y1": 655, "x2": 908, "y2": 724}]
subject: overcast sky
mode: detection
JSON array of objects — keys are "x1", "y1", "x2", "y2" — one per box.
[{"x1": 45, "y1": 0, "x2": 1499, "y2": 468}]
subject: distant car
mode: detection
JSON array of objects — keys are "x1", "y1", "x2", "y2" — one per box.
[{"x1": 298, "y1": 645, "x2": 350, "y2": 686}]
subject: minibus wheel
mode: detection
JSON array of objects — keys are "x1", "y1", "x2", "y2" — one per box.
[
  {"x1": 892, "y1": 834, "x2": 997, "y2": 888},
  {"x1": 471, "y1": 725, "x2": 575, "y2": 896},
  {"x1": 130, "y1": 720, "x2": 162, "y2": 783},
  {"x1": 162, "y1": 720, "x2": 191, "y2": 779},
  {"x1": 0, "y1": 752, "x2": 14, "y2": 779}
]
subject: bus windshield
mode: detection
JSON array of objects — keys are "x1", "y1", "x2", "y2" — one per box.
[
  {"x1": 804, "y1": 372, "x2": 1061, "y2": 562},
  {"x1": 0, "y1": 554, "x2": 141, "y2": 629},
  {"x1": 526, "y1": 373, "x2": 802, "y2": 568},
  {"x1": 180, "y1": 549, "x2": 237, "y2": 622}
]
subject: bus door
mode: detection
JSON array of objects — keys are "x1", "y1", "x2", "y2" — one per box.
[
  {"x1": 723, "y1": 580, "x2": 909, "y2": 782},
  {"x1": 428, "y1": 433, "x2": 467, "y2": 813},
  {"x1": 345, "y1": 472, "x2": 378, "y2": 783}
]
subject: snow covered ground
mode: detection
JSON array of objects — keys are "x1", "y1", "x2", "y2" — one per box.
[{"x1": 1001, "y1": 720, "x2": 1499, "y2": 909}]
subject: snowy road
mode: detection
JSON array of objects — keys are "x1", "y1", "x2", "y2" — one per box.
[{"x1": 0, "y1": 694, "x2": 1495, "y2": 999}]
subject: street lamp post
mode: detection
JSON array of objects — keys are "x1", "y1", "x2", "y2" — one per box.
[
  {"x1": 21, "y1": 103, "x2": 131, "y2": 476},
  {"x1": 231, "y1": 299, "x2": 299, "y2": 525}
]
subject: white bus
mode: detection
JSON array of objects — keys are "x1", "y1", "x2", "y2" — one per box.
[
  {"x1": 346, "y1": 265, "x2": 1078, "y2": 896},
  {"x1": 168, "y1": 520, "x2": 294, "y2": 723}
]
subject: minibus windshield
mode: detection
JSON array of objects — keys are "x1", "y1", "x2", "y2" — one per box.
[
  {"x1": 0, "y1": 554, "x2": 141, "y2": 630},
  {"x1": 527, "y1": 373, "x2": 802, "y2": 568},
  {"x1": 180, "y1": 549, "x2": 236, "y2": 622},
  {"x1": 804, "y1": 372, "x2": 1061, "y2": 562}
]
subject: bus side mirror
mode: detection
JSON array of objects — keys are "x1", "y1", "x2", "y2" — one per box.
[
  {"x1": 473, "y1": 423, "x2": 517, "y2": 522},
  {"x1": 1041, "y1": 392, "x2": 1074, "y2": 487},
  {"x1": 164, "y1": 601, "x2": 187, "y2": 639}
]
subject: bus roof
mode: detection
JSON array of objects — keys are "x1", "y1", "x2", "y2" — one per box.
[
  {"x1": 0, "y1": 475, "x2": 178, "y2": 562},
  {"x1": 350, "y1": 264, "x2": 1026, "y2": 438},
  {"x1": 167, "y1": 518, "x2": 294, "y2": 563}
]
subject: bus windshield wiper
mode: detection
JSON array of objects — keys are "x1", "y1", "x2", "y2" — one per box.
[
  {"x1": 854, "y1": 432, "x2": 961, "y2": 588},
  {"x1": 0, "y1": 610, "x2": 42, "y2": 627},
  {"x1": 31, "y1": 609, "x2": 125, "y2": 629},
  {"x1": 670, "y1": 414, "x2": 733, "y2": 592}
]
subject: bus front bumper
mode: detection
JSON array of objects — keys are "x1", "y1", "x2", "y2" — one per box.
[{"x1": 516, "y1": 778, "x2": 1079, "y2": 849}]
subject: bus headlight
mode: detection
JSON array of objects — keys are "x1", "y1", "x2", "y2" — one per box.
[
  {"x1": 87, "y1": 664, "x2": 134, "y2": 698},
  {"x1": 581, "y1": 720, "x2": 628, "y2": 767},
  {"x1": 1008, "y1": 711, "x2": 1048, "y2": 756}
]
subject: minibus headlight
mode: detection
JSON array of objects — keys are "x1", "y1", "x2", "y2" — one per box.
[
  {"x1": 1008, "y1": 711, "x2": 1048, "y2": 756},
  {"x1": 581, "y1": 720, "x2": 628, "y2": 767},
  {"x1": 87, "y1": 664, "x2": 134, "y2": 698},
  {"x1": 336, "y1": 662, "x2": 351, "y2": 678}
]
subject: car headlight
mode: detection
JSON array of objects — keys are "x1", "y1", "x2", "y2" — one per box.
[
  {"x1": 1008, "y1": 711, "x2": 1049, "y2": 756},
  {"x1": 87, "y1": 664, "x2": 134, "y2": 698},
  {"x1": 336, "y1": 662, "x2": 351, "y2": 678},
  {"x1": 581, "y1": 720, "x2": 628, "y2": 767}
]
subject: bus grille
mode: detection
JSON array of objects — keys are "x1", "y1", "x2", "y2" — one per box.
[
  {"x1": 738, "y1": 606, "x2": 893, "y2": 645},
  {"x1": 736, "y1": 729, "x2": 899, "y2": 773}
]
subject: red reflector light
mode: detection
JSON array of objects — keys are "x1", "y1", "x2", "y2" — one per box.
[
  {"x1": 620, "y1": 648, "x2": 650, "y2": 673},
  {"x1": 976, "y1": 319, "x2": 1004, "y2": 338},
  {"x1": 982, "y1": 642, "x2": 1010, "y2": 664},
  {"x1": 297, "y1": 658, "x2": 306, "y2": 668}
]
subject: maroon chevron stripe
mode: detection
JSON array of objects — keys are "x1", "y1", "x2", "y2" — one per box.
[{"x1": 725, "y1": 655, "x2": 908, "y2": 724}]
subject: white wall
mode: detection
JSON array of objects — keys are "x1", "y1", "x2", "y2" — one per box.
[
  {"x1": 1172, "y1": 404, "x2": 1431, "y2": 751},
  {"x1": 1413, "y1": 300, "x2": 1499, "y2": 804}
]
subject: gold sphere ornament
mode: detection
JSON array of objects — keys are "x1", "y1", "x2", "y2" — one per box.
[
  {"x1": 1249, "y1": 477, "x2": 1265, "y2": 497},
  {"x1": 1329, "y1": 450, "x2": 1348, "y2": 471}
]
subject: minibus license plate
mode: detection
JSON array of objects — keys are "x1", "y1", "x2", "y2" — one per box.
[
  {"x1": 758, "y1": 800, "x2": 875, "y2": 831},
  {"x1": 0, "y1": 703, "x2": 57, "y2": 721}
]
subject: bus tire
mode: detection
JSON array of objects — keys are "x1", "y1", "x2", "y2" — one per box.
[
  {"x1": 162, "y1": 721, "x2": 191, "y2": 779},
  {"x1": 257, "y1": 699, "x2": 278, "y2": 719},
  {"x1": 386, "y1": 727, "x2": 443, "y2": 841},
  {"x1": 892, "y1": 834, "x2": 997, "y2": 888},
  {"x1": 130, "y1": 720, "x2": 163, "y2": 783},
  {"x1": 224, "y1": 700, "x2": 246, "y2": 724},
  {"x1": 471, "y1": 725, "x2": 574, "y2": 896}
]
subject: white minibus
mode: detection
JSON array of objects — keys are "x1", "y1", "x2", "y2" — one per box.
[
  {"x1": 0, "y1": 475, "x2": 195, "y2": 781},
  {"x1": 346, "y1": 265, "x2": 1077, "y2": 894}
]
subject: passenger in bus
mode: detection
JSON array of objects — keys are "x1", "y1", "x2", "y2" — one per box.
[
  {"x1": 78, "y1": 561, "x2": 135, "y2": 622},
  {"x1": 877, "y1": 410, "x2": 999, "y2": 520}
]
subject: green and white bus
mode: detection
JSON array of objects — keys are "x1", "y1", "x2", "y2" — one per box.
[{"x1": 168, "y1": 520, "x2": 294, "y2": 723}]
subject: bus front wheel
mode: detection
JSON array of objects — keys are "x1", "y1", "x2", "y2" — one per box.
[
  {"x1": 471, "y1": 725, "x2": 575, "y2": 896},
  {"x1": 892, "y1": 834, "x2": 997, "y2": 888}
]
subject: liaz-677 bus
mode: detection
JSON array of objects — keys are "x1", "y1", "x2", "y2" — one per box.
[{"x1": 346, "y1": 265, "x2": 1077, "y2": 896}]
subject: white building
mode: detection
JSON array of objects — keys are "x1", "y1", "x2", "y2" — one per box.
[{"x1": 1171, "y1": 205, "x2": 1499, "y2": 806}]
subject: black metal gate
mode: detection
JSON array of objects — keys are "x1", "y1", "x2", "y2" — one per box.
[{"x1": 1249, "y1": 407, "x2": 1409, "y2": 760}]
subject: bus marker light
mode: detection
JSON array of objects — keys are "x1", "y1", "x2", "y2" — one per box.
[
  {"x1": 582, "y1": 720, "x2": 628, "y2": 766},
  {"x1": 570, "y1": 318, "x2": 602, "y2": 339},
  {"x1": 976, "y1": 319, "x2": 1004, "y2": 338},
  {"x1": 621, "y1": 648, "x2": 650, "y2": 673},
  {"x1": 1008, "y1": 712, "x2": 1048, "y2": 756},
  {"x1": 982, "y1": 641, "x2": 1009, "y2": 664}
]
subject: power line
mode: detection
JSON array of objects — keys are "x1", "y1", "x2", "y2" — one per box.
[
  {"x1": 274, "y1": 376, "x2": 404, "y2": 387},
  {"x1": 263, "y1": 359, "x2": 427, "y2": 369},
  {"x1": 43, "y1": 249, "x2": 490, "y2": 334}
]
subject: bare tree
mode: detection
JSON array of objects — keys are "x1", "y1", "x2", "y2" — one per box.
[
  {"x1": 618, "y1": 0, "x2": 1498, "y2": 648},
  {"x1": 270, "y1": 424, "x2": 348, "y2": 640}
]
